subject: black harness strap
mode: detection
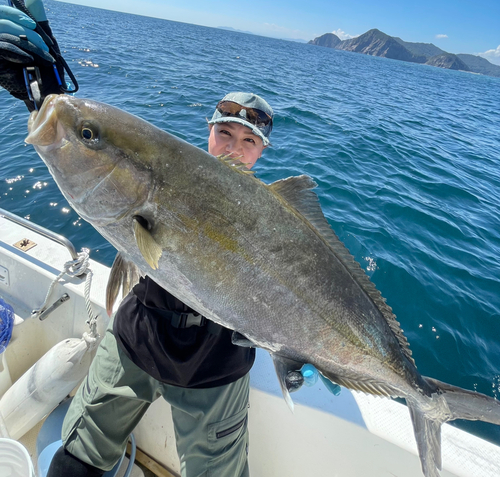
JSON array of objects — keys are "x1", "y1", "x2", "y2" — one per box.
[
  {"x1": 170, "y1": 311, "x2": 206, "y2": 328},
  {"x1": 154, "y1": 308, "x2": 221, "y2": 336}
]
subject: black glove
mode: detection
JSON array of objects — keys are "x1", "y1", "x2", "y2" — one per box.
[{"x1": 0, "y1": 0, "x2": 77, "y2": 111}]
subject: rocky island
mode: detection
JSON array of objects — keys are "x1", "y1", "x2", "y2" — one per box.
[{"x1": 309, "y1": 29, "x2": 500, "y2": 77}]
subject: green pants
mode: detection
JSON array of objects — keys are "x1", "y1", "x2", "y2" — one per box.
[{"x1": 62, "y1": 322, "x2": 250, "y2": 477}]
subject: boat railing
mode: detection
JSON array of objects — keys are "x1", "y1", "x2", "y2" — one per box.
[{"x1": 0, "y1": 207, "x2": 78, "y2": 261}]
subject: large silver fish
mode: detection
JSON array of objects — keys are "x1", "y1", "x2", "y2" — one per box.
[{"x1": 26, "y1": 94, "x2": 500, "y2": 477}]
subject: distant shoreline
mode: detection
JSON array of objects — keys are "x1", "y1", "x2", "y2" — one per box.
[{"x1": 308, "y1": 29, "x2": 500, "y2": 78}]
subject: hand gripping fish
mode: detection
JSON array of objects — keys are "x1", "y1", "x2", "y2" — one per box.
[{"x1": 26, "y1": 94, "x2": 500, "y2": 477}]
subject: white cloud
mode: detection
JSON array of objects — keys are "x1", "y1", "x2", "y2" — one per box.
[
  {"x1": 478, "y1": 45, "x2": 500, "y2": 66},
  {"x1": 332, "y1": 28, "x2": 356, "y2": 40},
  {"x1": 435, "y1": 34, "x2": 448, "y2": 39}
]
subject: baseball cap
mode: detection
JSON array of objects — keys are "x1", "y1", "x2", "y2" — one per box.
[{"x1": 208, "y1": 92, "x2": 273, "y2": 146}]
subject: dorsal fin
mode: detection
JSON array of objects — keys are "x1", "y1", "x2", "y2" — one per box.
[
  {"x1": 216, "y1": 154, "x2": 255, "y2": 174},
  {"x1": 268, "y1": 175, "x2": 414, "y2": 365}
]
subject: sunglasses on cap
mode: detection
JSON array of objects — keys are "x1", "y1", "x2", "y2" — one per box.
[{"x1": 216, "y1": 101, "x2": 273, "y2": 136}]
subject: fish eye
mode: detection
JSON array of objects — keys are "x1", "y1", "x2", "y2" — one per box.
[
  {"x1": 80, "y1": 122, "x2": 100, "y2": 143},
  {"x1": 82, "y1": 128, "x2": 94, "y2": 140}
]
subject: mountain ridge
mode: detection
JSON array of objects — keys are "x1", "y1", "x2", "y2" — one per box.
[{"x1": 309, "y1": 29, "x2": 500, "y2": 77}]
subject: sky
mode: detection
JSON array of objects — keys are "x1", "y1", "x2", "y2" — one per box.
[{"x1": 62, "y1": 0, "x2": 500, "y2": 65}]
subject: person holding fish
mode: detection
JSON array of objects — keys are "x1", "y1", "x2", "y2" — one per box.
[{"x1": 0, "y1": 1, "x2": 340, "y2": 476}]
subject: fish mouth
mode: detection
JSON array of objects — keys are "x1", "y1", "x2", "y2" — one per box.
[{"x1": 26, "y1": 94, "x2": 68, "y2": 152}]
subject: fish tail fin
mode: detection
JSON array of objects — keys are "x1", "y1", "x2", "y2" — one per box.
[
  {"x1": 408, "y1": 376, "x2": 500, "y2": 477},
  {"x1": 425, "y1": 376, "x2": 500, "y2": 425},
  {"x1": 407, "y1": 401, "x2": 442, "y2": 477}
]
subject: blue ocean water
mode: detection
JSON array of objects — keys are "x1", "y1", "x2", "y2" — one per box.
[{"x1": 1, "y1": 0, "x2": 499, "y2": 444}]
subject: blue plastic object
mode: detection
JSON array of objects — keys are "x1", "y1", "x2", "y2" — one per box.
[
  {"x1": 319, "y1": 374, "x2": 342, "y2": 396},
  {"x1": 36, "y1": 398, "x2": 136, "y2": 477},
  {"x1": 0, "y1": 298, "x2": 14, "y2": 354},
  {"x1": 300, "y1": 364, "x2": 319, "y2": 387},
  {"x1": 301, "y1": 363, "x2": 342, "y2": 396}
]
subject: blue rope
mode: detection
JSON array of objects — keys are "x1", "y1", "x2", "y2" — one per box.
[{"x1": 0, "y1": 298, "x2": 14, "y2": 354}]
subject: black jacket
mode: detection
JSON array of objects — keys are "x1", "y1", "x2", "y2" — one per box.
[{"x1": 114, "y1": 276, "x2": 255, "y2": 388}]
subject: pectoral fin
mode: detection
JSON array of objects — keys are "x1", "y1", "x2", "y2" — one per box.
[
  {"x1": 133, "y1": 216, "x2": 162, "y2": 270},
  {"x1": 271, "y1": 354, "x2": 305, "y2": 413}
]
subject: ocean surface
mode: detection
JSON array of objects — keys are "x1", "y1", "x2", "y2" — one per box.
[{"x1": 1, "y1": 0, "x2": 499, "y2": 445}]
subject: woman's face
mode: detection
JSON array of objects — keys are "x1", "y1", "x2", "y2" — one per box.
[{"x1": 208, "y1": 122, "x2": 266, "y2": 169}]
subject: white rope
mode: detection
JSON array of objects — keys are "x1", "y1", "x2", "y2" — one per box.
[
  {"x1": 82, "y1": 264, "x2": 100, "y2": 350},
  {"x1": 32, "y1": 248, "x2": 100, "y2": 348}
]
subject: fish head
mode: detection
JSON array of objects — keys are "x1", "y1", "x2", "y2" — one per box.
[{"x1": 26, "y1": 94, "x2": 153, "y2": 225}]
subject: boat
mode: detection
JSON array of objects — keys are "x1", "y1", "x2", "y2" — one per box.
[{"x1": 1, "y1": 206, "x2": 500, "y2": 477}]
